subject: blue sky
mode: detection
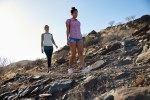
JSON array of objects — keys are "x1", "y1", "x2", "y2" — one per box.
[{"x1": 0, "y1": 0, "x2": 149, "y2": 62}]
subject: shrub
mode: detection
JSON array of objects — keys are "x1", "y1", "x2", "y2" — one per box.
[
  {"x1": 84, "y1": 36, "x2": 99, "y2": 47},
  {"x1": 0, "y1": 57, "x2": 11, "y2": 67},
  {"x1": 102, "y1": 32, "x2": 121, "y2": 43},
  {"x1": 108, "y1": 21, "x2": 115, "y2": 27}
]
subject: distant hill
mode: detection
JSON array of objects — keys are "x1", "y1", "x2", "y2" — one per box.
[{"x1": 9, "y1": 60, "x2": 32, "y2": 66}]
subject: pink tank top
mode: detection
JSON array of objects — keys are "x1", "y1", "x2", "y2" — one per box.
[{"x1": 66, "y1": 18, "x2": 82, "y2": 39}]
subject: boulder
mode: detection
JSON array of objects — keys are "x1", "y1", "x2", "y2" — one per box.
[
  {"x1": 100, "y1": 42, "x2": 121, "y2": 55},
  {"x1": 29, "y1": 75, "x2": 42, "y2": 82},
  {"x1": 124, "y1": 46, "x2": 143, "y2": 56},
  {"x1": 100, "y1": 87, "x2": 150, "y2": 100},
  {"x1": 88, "y1": 30, "x2": 97, "y2": 36},
  {"x1": 118, "y1": 59, "x2": 132, "y2": 66},
  {"x1": 123, "y1": 38, "x2": 137, "y2": 47},
  {"x1": 49, "y1": 79, "x2": 75, "y2": 94},
  {"x1": 81, "y1": 75, "x2": 98, "y2": 90},
  {"x1": 7, "y1": 94, "x2": 17, "y2": 100},
  {"x1": 30, "y1": 87, "x2": 39, "y2": 94},
  {"x1": 41, "y1": 84, "x2": 51, "y2": 93},
  {"x1": 136, "y1": 48, "x2": 150, "y2": 64},
  {"x1": 34, "y1": 78, "x2": 51, "y2": 86},
  {"x1": 55, "y1": 57, "x2": 66, "y2": 64},
  {"x1": 142, "y1": 44, "x2": 149, "y2": 53},
  {"x1": 55, "y1": 45, "x2": 70, "y2": 53},
  {"x1": 39, "y1": 94, "x2": 52, "y2": 98},
  {"x1": 64, "y1": 91, "x2": 90, "y2": 100},
  {"x1": 138, "y1": 15, "x2": 150, "y2": 24},
  {"x1": 60, "y1": 45, "x2": 70, "y2": 51},
  {"x1": 135, "y1": 75, "x2": 145, "y2": 86},
  {"x1": 2, "y1": 73, "x2": 25, "y2": 84},
  {"x1": 0, "y1": 90, "x2": 17, "y2": 99},
  {"x1": 105, "y1": 95, "x2": 114, "y2": 100},
  {"x1": 18, "y1": 84, "x2": 40, "y2": 97},
  {"x1": 132, "y1": 25, "x2": 150, "y2": 36},
  {"x1": 115, "y1": 71, "x2": 130, "y2": 80},
  {"x1": 88, "y1": 60, "x2": 105, "y2": 71},
  {"x1": 2, "y1": 77, "x2": 15, "y2": 84},
  {"x1": 147, "y1": 30, "x2": 150, "y2": 34}
]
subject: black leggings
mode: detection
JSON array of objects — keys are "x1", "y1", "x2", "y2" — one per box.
[{"x1": 44, "y1": 47, "x2": 53, "y2": 68}]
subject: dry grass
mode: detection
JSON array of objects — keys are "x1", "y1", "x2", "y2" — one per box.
[
  {"x1": 101, "y1": 27, "x2": 136, "y2": 43},
  {"x1": 84, "y1": 36, "x2": 99, "y2": 47},
  {"x1": 9, "y1": 81, "x2": 22, "y2": 90},
  {"x1": 0, "y1": 58, "x2": 46, "y2": 83},
  {"x1": 0, "y1": 72, "x2": 16, "y2": 82},
  {"x1": 25, "y1": 67, "x2": 37, "y2": 74},
  {"x1": 102, "y1": 33, "x2": 121, "y2": 43}
]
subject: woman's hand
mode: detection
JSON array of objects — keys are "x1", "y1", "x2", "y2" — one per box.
[
  {"x1": 67, "y1": 40, "x2": 70, "y2": 45},
  {"x1": 55, "y1": 45, "x2": 58, "y2": 49},
  {"x1": 41, "y1": 49, "x2": 44, "y2": 54}
]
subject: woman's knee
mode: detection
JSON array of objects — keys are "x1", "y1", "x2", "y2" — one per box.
[
  {"x1": 78, "y1": 52, "x2": 83, "y2": 57},
  {"x1": 70, "y1": 53, "x2": 76, "y2": 58}
]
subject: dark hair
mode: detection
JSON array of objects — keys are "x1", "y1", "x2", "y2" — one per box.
[
  {"x1": 44, "y1": 25, "x2": 49, "y2": 29},
  {"x1": 71, "y1": 7, "x2": 78, "y2": 14}
]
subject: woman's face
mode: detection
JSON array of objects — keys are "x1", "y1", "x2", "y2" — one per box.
[
  {"x1": 72, "y1": 11, "x2": 78, "y2": 18},
  {"x1": 45, "y1": 27, "x2": 49, "y2": 32}
]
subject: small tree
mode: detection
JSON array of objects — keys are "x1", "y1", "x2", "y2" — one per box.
[
  {"x1": 126, "y1": 15, "x2": 136, "y2": 22},
  {"x1": 125, "y1": 17, "x2": 131, "y2": 22},
  {"x1": 130, "y1": 15, "x2": 136, "y2": 21},
  {"x1": 0, "y1": 57, "x2": 11, "y2": 67},
  {"x1": 108, "y1": 21, "x2": 115, "y2": 27}
]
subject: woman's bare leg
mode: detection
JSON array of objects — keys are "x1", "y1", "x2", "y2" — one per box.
[
  {"x1": 76, "y1": 42, "x2": 85, "y2": 68},
  {"x1": 69, "y1": 42, "x2": 77, "y2": 68}
]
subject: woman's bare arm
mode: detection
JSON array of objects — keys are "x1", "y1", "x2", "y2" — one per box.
[
  {"x1": 66, "y1": 21, "x2": 70, "y2": 45},
  {"x1": 41, "y1": 34, "x2": 44, "y2": 53}
]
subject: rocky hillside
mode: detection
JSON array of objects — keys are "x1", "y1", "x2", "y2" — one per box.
[{"x1": 0, "y1": 15, "x2": 150, "y2": 100}]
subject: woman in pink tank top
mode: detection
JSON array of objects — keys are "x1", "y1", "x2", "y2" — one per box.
[{"x1": 66, "y1": 7, "x2": 89, "y2": 75}]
